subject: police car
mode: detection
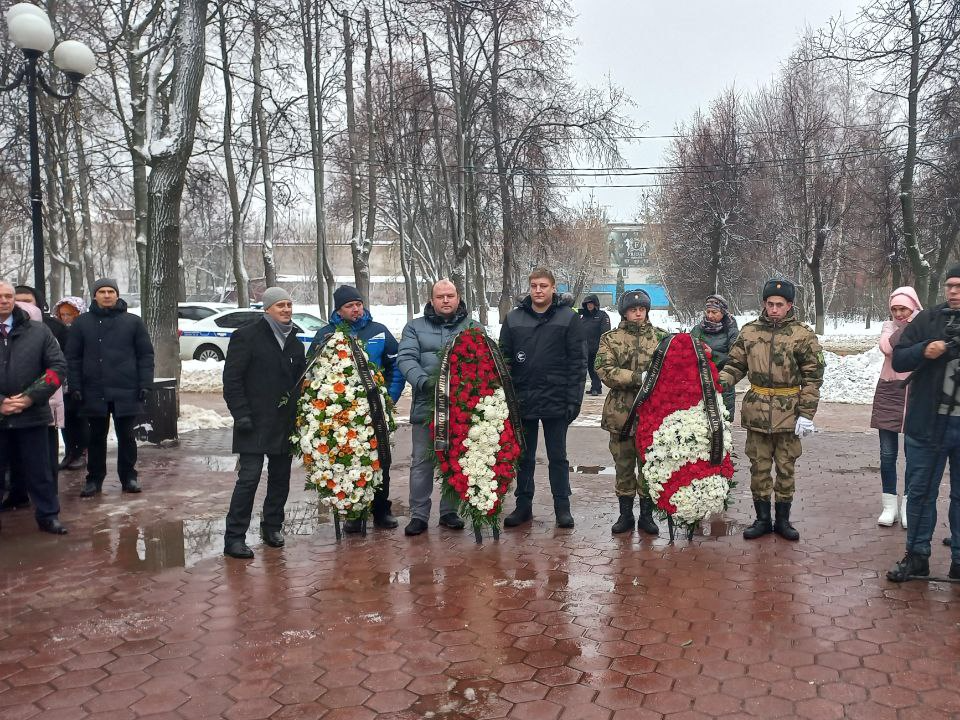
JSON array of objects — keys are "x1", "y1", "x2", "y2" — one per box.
[{"x1": 179, "y1": 308, "x2": 326, "y2": 361}]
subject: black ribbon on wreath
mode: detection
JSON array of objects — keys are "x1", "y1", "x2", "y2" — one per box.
[
  {"x1": 620, "y1": 333, "x2": 675, "y2": 441},
  {"x1": 434, "y1": 328, "x2": 525, "y2": 454},
  {"x1": 348, "y1": 335, "x2": 392, "y2": 467},
  {"x1": 691, "y1": 336, "x2": 725, "y2": 466}
]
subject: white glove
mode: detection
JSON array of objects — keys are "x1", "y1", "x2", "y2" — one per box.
[{"x1": 795, "y1": 417, "x2": 816, "y2": 438}]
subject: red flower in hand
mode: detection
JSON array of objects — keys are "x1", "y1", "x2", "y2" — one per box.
[{"x1": 44, "y1": 369, "x2": 61, "y2": 387}]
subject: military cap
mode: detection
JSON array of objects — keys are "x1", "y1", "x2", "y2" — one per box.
[
  {"x1": 762, "y1": 278, "x2": 795, "y2": 303},
  {"x1": 618, "y1": 289, "x2": 651, "y2": 314}
]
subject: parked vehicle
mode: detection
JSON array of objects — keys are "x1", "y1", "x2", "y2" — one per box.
[{"x1": 179, "y1": 308, "x2": 323, "y2": 362}]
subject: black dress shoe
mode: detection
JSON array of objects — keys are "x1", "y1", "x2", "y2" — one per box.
[
  {"x1": 121, "y1": 478, "x2": 142, "y2": 493},
  {"x1": 38, "y1": 518, "x2": 68, "y2": 535},
  {"x1": 224, "y1": 542, "x2": 254, "y2": 559},
  {"x1": 439, "y1": 513, "x2": 464, "y2": 530},
  {"x1": 404, "y1": 518, "x2": 428, "y2": 536},
  {"x1": 944, "y1": 537, "x2": 952, "y2": 547},
  {"x1": 0, "y1": 496, "x2": 30, "y2": 512},
  {"x1": 503, "y1": 505, "x2": 533, "y2": 527},
  {"x1": 66, "y1": 453, "x2": 86, "y2": 471},
  {"x1": 373, "y1": 513, "x2": 399, "y2": 529},
  {"x1": 57, "y1": 455, "x2": 76, "y2": 471},
  {"x1": 260, "y1": 526, "x2": 285, "y2": 547},
  {"x1": 80, "y1": 481, "x2": 102, "y2": 498}
]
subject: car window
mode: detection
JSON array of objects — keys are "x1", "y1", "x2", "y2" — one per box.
[
  {"x1": 178, "y1": 307, "x2": 204, "y2": 321},
  {"x1": 214, "y1": 311, "x2": 262, "y2": 328},
  {"x1": 292, "y1": 314, "x2": 325, "y2": 331}
]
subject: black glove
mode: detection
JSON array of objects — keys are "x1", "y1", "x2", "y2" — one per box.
[
  {"x1": 235, "y1": 416, "x2": 254, "y2": 432},
  {"x1": 70, "y1": 390, "x2": 82, "y2": 403},
  {"x1": 138, "y1": 388, "x2": 149, "y2": 402},
  {"x1": 566, "y1": 404, "x2": 581, "y2": 424}
]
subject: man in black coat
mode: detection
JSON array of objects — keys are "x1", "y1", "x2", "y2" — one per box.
[
  {"x1": 0, "y1": 280, "x2": 69, "y2": 534},
  {"x1": 67, "y1": 278, "x2": 155, "y2": 497},
  {"x1": 887, "y1": 266, "x2": 960, "y2": 582},
  {"x1": 500, "y1": 267, "x2": 587, "y2": 528},
  {"x1": 222, "y1": 287, "x2": 307, "y2": 559},
  {"x1": 578, "y1": 293, "x2": 611, "y2": 396}
]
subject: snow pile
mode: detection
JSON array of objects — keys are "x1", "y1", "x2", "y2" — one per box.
[
  {"x1": 820, "y1": 347, "x2": 883, "y2": 404},
  {"x1": 179, "y1": 404, "x2": 233, "y2": 434},
  {"x1": 181, "y1": 360, "x2": 224, "y2": 392}
]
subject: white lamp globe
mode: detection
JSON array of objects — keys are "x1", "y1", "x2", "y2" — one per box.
[
  {"x1": 54, "y1": 40, "x2": 96, "y2": 76},
  {"x1": 7, "y1": 13, "x2": 55, "y2": 52},
  {"x1": 5, "y1": 3, "x2": 51, "y2": 28}
]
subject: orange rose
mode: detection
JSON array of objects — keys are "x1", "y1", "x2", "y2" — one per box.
[
  {"x1": 336, "y1": 491, "x2": 346, "y2": 500},
  {"x1": 347, "y1": 429, "x2": 357, "y2": 439},
  {"x1": 371, "y1": 460, "x2": 381, "y2": 471},
  {"x1": 312, "y1": 399, "x2": 327, "y2": 411},
  {"x1": 338, "y1": 350, "x2": 349, "y2": 359},
  {"x1": 333, "y1": 382, "x2": 346, "y2": 394},
  {"x1": 369, "y1": 438, "x2": 378, "y2": 449},
  {"x1": 318, "y1": 444, "x2": 329, "y2": 454},
  {"x1": 357, "y1": 478, "x2": 366, "y2": 487},
  {"x1": 326, "y1": 479, "x2": 336, "y2": 489}
]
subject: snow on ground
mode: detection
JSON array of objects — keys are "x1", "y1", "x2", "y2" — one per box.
[
  {"x1": 821, "y1": 347, "x2": 883, "y2": 405},
  {"x1": 180, "y1": 360, "x2": 225, "y2": 392},
  {"x1": 178, "y1": 404, "x2": 233, "y2": 433}
]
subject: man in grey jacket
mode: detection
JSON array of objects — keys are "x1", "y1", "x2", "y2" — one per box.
[
  {"x1": 0, "y1": 280, "x2": 69, "y2": 534},
  {"x1": 397, "y1": 280, "x2": 480, "y2": 536}
]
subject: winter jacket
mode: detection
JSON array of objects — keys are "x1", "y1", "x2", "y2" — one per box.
[
  {"x1": 17, "y1": 302, "x2": 65, "y2": 428},
  {"x1": 0, "y1": 305, "x2": 66, "y2": 429},
  {"x1": 310, "y1": 310, "x2": 405, "y2": 402},
  {"x1": 595, "y1": 319, "x2": 667, "y2": 434},
  {"x1": 718, "y1": 308, "x2": 824, "y2": 434},
  {"x1": 398, "y1": 301, "x2": 480, "y2": 425},
  {"x1": 578, "y1": 294, "x2": 611, "y2": 354},
  {"x1": 871, "y1": 286, "x2": 922, "y2": 433},
  {"x1": 223, "y1": 317, "x2": 307, "y2": 455},
  {"x1": 691, "y1": 316, "x2": 740, "y2": 418},
  {"x1": 66, "y1": 299, "x2": 156, "y2": 418},
  {"x1": 892, "y1": 301, "x2": 960, "y2": 443},
  {"x1": 499, "y1": 294, "x2": 587, "y2": 421}
]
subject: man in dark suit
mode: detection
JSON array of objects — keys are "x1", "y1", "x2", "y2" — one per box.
[{"x1": 222, "y1": 287, "x2": 307, "y2": 559}]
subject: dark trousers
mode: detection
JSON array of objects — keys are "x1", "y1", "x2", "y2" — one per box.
[
  {"x1": 515, "y1": 417, "x2": 571, "y2": 506},
  {"x1": 904, "y1": 418, "x2": 960, "y2": 563},
  {"x1": 372, "y1": 463, "x2": 392, "y2": 517},
  {"x1": 224, "y1": 453, "x2": 292, "y2": 544},
  {"x1": 3, "y1": 426, "x2": 58, "y2": 504},
  {"x1": 62, "y1": 396, "x2": 89, "y2": 458},
  {"x1": 0, "y1": 426, "x2": 60, "y2": 521},
  {"x1": 587, "y1": 350, "x2": 601, "y2": 393},
  {"x1": 86, "y1": 408, "x2": 138, "y2": 486}
]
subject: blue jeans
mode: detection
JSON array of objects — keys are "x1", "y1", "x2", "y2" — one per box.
[
  {"x1": 878, "y1": 429, "x2": 902, "y2": 494},
  {"x1": 904, "y1": 417, "x2": 960, "y2": 563}
]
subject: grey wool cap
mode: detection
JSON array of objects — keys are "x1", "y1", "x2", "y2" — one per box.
[{"x1": 261, "y1": 287, "x2": 292, "y2": 310}]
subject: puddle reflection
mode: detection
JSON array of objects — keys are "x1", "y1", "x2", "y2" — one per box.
[
  {"x1": 568, "y1": 465, "x2": 615, "y2": 475},
  {"x1": 92, "y1": 499, "x2": 329, "y2": 572}
]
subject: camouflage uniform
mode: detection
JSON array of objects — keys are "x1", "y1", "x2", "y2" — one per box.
[
  {"x1": 595, "y1": 319, "x2": 668, "y2": 497},
  {"x1": 718, "y1": 308, "x2": 824, "y2": 501}
]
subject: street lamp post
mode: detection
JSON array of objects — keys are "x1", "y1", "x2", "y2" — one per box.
[{"x1": 2, "y1": 3, "x2": 95, "y2": 296}]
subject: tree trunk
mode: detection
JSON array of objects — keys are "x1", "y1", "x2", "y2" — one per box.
[
  {"x1": 145, "y1": 0, "x2": 208, "y2": 379},
  {"x1": 900, "y1": 0, "x2": 927, "y2": 300},
  {"x1": 342, "y1": 12, "x2": 368, "y2": 300},
  {"x1": 252, "y1": 4, "x2": 277, "y2": 289},
  {"x1": 73, "y1": 115, "x2": 98, "y2": 294},
  {"x1": 362, "y1": 7, "x2": 377, "y2": 302}
]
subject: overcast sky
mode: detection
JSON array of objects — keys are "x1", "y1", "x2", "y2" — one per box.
[{"x1": 566, "y1": 0, "x2": 865, "y2": 220}]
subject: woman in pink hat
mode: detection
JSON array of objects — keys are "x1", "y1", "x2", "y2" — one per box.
[{"x1": 871, "y1": 286, "x2": 923, "y2": 527}]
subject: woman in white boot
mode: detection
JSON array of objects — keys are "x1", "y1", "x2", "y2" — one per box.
[{"x1": 871, "y1": 286, "x2": 922, "y2": 527}]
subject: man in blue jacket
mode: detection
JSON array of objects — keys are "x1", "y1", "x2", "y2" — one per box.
[
  {"x1": 310, "y1": 286, "x2": 405, "y2": 532},
  {"x1": 888, "y1": 266, "x2": 960, "y2": 582}
]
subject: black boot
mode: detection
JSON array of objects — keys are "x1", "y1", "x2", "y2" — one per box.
[
  {"x1": 637, "y1": 497, "x2": 660, "y2": 535},
  {"x1": 0, "y1": 494, "x2": 30, "y2": 511},
  {"x1": 343, "y1": 519, "x2": 364, "y2": 534},
  {"x1": 743, "y1": 498, "x2": 773, "y2": 539},
  {"x1": 121, "y1": 478, "x2": 142, "y2": 493},
  {"x1": 773, "y1": 501, "x2": 800, "y2": 541},
  {"x1": 886, "y1": 552, "x2": 929, "y2": 582},
  {"x1": 611, "y1": 496, "x2": 635, "y2": 534},
  {"x1": 554, "y1": 499, "x2": 574, "y2": 529},
  {"x1": 80, "y1": 480, "x2": 102, "y2": 498},
  {"x1": 260, "y1": 525, "x2": 285, "y2": 547},
  {"x1": 503, "y1": 502, "x2": 533, "y2": 527}
]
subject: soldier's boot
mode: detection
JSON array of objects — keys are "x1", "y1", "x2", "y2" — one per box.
[
  {"x1": 504, "y1": 501, "x2": 533, "y2": 527},
  {"x1": 554, "y1": 498, "x2": 574, "y2": 529},
  {"x1": 637, "y1": 497, "x2": 659, "y2": 535},
  {"x1": 773, "y1": 501, "x2": 800, "y2": 541},
  {"x1": 611, "y1": 496, "x2": 635, "y2": 534},
  {"x1": 886, "y1": 552, "x2": 929, "y2": 582},
  {"x1": 743, "y1": 498, "x2": 773, "y2": 540}
]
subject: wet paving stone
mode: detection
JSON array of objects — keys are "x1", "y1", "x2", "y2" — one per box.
[{"x1": 0, "y1": 425, "x2": 958, "y2": 718}]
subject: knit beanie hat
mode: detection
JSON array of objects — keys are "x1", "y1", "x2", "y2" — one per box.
[
  {"x1": 705, "y1": 294, "x2": 729, "y2": 312},
  {"x1": 946, "y1": 266, "x2": 960, "y2": 282},
  {"x1": 618, "y1": 289, "x2": 651, "y2": 314},
  {"x1": 333, "y1": 285, "x2": 363, "y2": 310},
  {"x1": 92, "y1": 278, "x2": 119, "y2": 294},
  {"x1": 261, "y1": 286, "x2": 292, "y2": 310},
  {"x1": 762, "y1": 278, "x2": 795, "y2": 303}
]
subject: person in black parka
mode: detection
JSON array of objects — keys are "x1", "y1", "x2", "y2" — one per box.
[
  {"x1": 500, "y1": 267, "x2": 587, "y2": 529},
  {"x1": 222, "y1": 287, "x2": 307, "y2": 559},
  {"x1": 67, "y1": 278, "x2": 154, "y2": 498},
  {"x1": 578, "y1": 293, "x2": 611, "y2": 396},
  {"x1": 0, "y1": 281, "x2": 69, "y2": 534},
  {"x1": 690, "y1": 294, "x2": 739, "y2": 420}
]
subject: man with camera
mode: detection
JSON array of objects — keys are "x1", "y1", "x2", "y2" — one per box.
[{"x1": 887, "y1": 267, "x2": 960, "y2": 582}]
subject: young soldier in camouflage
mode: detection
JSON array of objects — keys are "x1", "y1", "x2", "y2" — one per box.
[
  {"x1": 596, "y1": 289, "x2": 668, "y2": 534},
  {"x1": 718, "y1": 279, "x2": 825, "y2": 541}
]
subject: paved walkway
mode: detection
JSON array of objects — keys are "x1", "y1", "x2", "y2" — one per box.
[{"x1": 1, "y1": 423, "x2": 958, "y2": 720}]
